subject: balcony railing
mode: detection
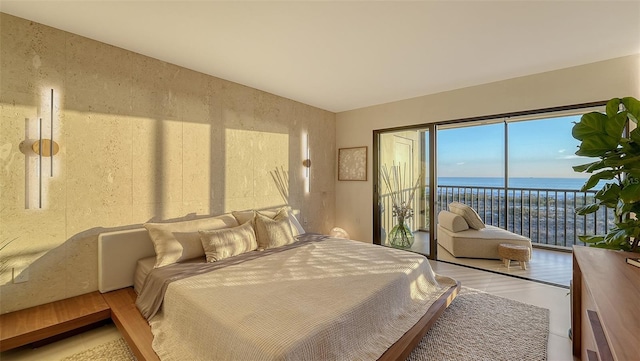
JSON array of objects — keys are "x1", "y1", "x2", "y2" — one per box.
[{"x1": 379, "y1": 184, "x2": 615, "y2": 248}]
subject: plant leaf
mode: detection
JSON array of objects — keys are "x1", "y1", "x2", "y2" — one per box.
[
  {"x1": 593, "y1": 242, "x2": 630, "y2": 250},
  {"x1": 621, "y1": 97, "x2": 640, "y2": 123},
  {"x1": 581, "y1": 170, "x2": 616, "y2": 191},
  {"x1": 586, "y1": 160, "x2": 609, "y2": 172},
  {"x1": 604, "y1": 111, "x2": 627, "y2": 138},
  {"x1": 595, "y1": 183, "x2": 621, "y2": 207},
  {"x1": 620, "y1": 182, "x2": 640, "y2": 203},
  {"x1": 575, "y1": 135, "x2": 620, "y2": 157},
  {"x1": 604, "y1": 228, "x2": 630, "y2": 245},
  {"x1": 576, "y1": 203, "x2": 601, "y2": 215},
  {"x1": 604, "y1": 154, "x2": 640, "y2": 167},
  {"x1": 572, "y1": 112, "x2": 608, "y2": 140},
  {"x1": 631, "y1": 128, "x2": 640, "y2": 143},
  {"x1": 579, "y1": 235, "x2": 604, "y2": 244},
  {"x1": 572, "y1": 160, "x2": 602, "y2": 173},
  {"x1": 606, "y1": 98, "x2": 621, "y2": 118},
  {"x1": 573, "y1": 110, "x2": 621, "y2": 156}
]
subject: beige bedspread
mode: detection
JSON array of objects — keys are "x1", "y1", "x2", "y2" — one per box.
[{"x1": 148, "y1": 235, "x2": 457, "y2": 361}]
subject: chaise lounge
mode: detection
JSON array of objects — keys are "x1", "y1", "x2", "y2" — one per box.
[{"x1": 437, "y1": 202, "x2": 532, "y2": 260}]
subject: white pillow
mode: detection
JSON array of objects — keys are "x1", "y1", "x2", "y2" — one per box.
[
  {"x1": 254, "y1": 209, "x2": 296, "y2": 250},
  {"x1": 288, "y1": 211, "x2": 305, "y2": 236},
  {"x1": 448, "y1": 202, "x2": 485, "y2": 230},
  {"x1": 144, "y1": 213, "x2": 239, "y2": 268},
  {"x1": 199, "y1": 221, "x2": 257, "y2": 262}
]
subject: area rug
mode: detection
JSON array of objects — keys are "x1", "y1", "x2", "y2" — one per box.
[
  {"x1": 60, "y1": 337, "x2": 135, "y2": 361},
  {"x1": 407, "y1": 287, "x2": 549, "y2": 361},
  {"x1": 61, "y1": 287, "x2": 548, "y2": 361}
]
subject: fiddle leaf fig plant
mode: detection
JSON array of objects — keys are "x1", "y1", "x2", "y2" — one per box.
[{"x1": 572, "y1": 97, "x2": 640, "y2": 252}]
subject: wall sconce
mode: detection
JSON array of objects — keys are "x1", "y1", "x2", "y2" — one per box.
[
  {"x1": 303, "y1": 133, "x2": 311, "y2": 175},
  {"x1": 22, "y1": 89, "x2": 58, "y2": 209},
  {"x1": 303, "y1": 133, "x2": 310, "y2": 192}
]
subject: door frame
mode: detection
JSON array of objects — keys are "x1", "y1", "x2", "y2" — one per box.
[{"x1": 373, "y1": 124, "x2": 437, "y2": 259}]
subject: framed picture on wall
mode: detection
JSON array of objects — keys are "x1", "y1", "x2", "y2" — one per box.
[{"x1": 338, "y1": 146, "x2": 367, "y2": 181}]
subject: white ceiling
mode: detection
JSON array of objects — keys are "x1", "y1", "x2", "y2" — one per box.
[{"x1": 2, "y1": 1, "x2": 639, "y2": 113}]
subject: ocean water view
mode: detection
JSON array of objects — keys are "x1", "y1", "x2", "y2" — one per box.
[{"x1": 437, "y1": 177, "x2": 603, "y2": 190}]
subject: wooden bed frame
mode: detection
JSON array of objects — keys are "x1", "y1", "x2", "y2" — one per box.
[{"x1": 98, "y1": 228, "x2": 461, "y2": 361}]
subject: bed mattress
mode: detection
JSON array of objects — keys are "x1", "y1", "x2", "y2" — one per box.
[
  {"x1": 139, "y1": 234, "x2": 456, "y2": 361},
  {"x1": 134, "y1": 256, "x2": 156, "y2": 294}
]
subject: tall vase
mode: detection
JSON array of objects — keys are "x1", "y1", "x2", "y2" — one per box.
[{"x1": 388, "y1": 215, "x2": 415, "y2": 248}]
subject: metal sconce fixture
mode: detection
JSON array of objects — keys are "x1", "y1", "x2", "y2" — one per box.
[
  {"x1": 26, "y1": 89, "x2": 59, "y2": 208},
  {"x1": 303, "y1": 133, "x2": 310, "y2": 193},
  {"x1": 302, "y1": 133, "x2": 311, "y2": 175}
]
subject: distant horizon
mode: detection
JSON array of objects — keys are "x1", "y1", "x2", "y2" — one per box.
[
  {"x1": 436, "y1": 176, "x2": 602, "y2": 190},
  {"x1": 437, "y1": 114, "x2": 597, "y2": 179}
]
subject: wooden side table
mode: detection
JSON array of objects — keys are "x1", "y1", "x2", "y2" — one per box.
[{"x1": 0, "y1": 291, "x2": 111, "y2": 352}]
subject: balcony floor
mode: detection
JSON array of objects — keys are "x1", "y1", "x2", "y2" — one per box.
[{"x1": 394, "y1": 231, "x2": 572, "y2": 288}]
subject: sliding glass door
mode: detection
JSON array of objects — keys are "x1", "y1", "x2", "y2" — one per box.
[
  {"x1": 374, "y1": 126, "x2": 435, "y2": 258},
  {"x1": 437, "y1": 121, "x2": 506, "y2": 226},
  {"x1": 372, "y1": 102, "x2": 609, "y2": 261}
]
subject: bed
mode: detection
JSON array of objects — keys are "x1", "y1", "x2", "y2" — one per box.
[{"x1": 98, "y1": 209, "x2": 460, "y2": 361}]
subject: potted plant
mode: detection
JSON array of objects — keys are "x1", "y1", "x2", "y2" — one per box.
[{"x1": 572, "y1": 96, "x2": 640, "y2": 252}]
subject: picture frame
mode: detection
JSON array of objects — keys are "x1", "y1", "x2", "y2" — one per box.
[{"x1": 338, "y1": 146, "x2": 367, "y2": 181}]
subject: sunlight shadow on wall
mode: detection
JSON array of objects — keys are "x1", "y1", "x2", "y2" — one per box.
[{"x1": 224, "y1": 128, "x2": 288, "y2": 211}]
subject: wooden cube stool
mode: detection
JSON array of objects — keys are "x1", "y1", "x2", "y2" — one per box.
[{"x1": 497, "y1": 243, "x2": 530, "y2": 270}]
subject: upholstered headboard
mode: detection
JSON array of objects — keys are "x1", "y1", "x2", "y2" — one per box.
[{"x1": 98, "y1": 228, "x2": 155, "y2": 293}]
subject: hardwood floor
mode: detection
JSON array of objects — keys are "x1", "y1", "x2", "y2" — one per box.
[{"x1": 384, "y1": 231, "x2": 573, "y2": 288}]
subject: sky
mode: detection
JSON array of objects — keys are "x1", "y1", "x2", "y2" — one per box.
[{"x1": 437, "y1": 114, "x2": 594, "y2": 179}]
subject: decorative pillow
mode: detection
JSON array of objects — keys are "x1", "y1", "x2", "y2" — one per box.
[
  {"x1": 287, "y1": 211, "x2": 305, "y2": 236},
  {"x1": 254, "y1": 209, "x2": 296, "y2": 250},
  {"x1": 437, "y1": 210, "x2": 469, "y2": 233},
  {"x1": 231, "y1": 209, "x2": 259, "y2": 225},
  {"x1": 199, "y1": 221, "x2": 257, "y2": 262},
  {"x1": 448, "y1": 202, "x2": 485, "y2": 230},
  {"x1": 232, "y1": 206, "x2": 304, "y2": 236},
  {"x1": 144, "y1": 213, "x2": 239, "y2": 268}
]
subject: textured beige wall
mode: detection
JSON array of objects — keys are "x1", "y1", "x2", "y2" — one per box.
[
  {"x1": 336, "y1": 54, "x2": 640, "y2": 242},
  {"x1": 0, "y1": 13, "x2": 335, "y2": 313}
]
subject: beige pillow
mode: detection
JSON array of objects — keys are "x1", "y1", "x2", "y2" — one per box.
[
  {"x1": 232, "y1": 209, "x2": 259, "y2": 225},
  {"x1": 448, "y1": 202, "x2": 485, "y2": 230},
  {"x1": 199, "y1": 221, "x2": 257, "y2": 262},
  {"x1": 254, "y1": 209, "x2": 296, "y2": 250},
  {"x1": 437, "y1": 210, "x2": 469, "y2": 233},
  {"x1": 144, "y1": 213, "x2": 239, "y2": 268},
  {"x1": 232, "y1": 206, "x2": 303, "y2": 236}
]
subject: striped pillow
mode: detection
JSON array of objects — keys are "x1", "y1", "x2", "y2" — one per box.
[{"x1": 199, "y1": 221, "x2": 257, "y2": 262}]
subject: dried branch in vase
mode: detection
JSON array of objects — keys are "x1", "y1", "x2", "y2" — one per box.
[
  {"x1": 270, "y1": 166, "x2": 289, "y2": 203},
  {"x1": 381, "y1": 163, "x2": 421, "y2": 248}
]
